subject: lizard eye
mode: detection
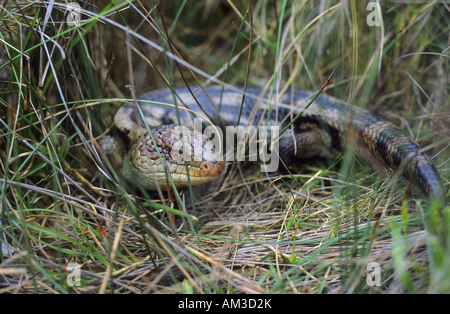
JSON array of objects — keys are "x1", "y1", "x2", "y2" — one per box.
[{"x1": 171, "y1": 148, "x2": 183, "y2": 160}]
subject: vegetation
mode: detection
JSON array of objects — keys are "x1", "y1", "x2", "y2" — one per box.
[{"x1": 0, "y1": 0, "x2": 448, "y2": 293}]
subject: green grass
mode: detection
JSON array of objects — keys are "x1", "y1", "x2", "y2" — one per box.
[{"x1": 0, "y1": 0, "x2": 449, "y2": 294}]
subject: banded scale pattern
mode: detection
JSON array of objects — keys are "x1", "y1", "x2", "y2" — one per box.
[{"x1": 114, "y1": 86, "x2": 446, "y2": 207}]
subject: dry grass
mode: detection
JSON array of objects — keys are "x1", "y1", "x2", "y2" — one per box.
[{"x1": 0, "y1": 1, "x2": 449, "y2": 294}]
